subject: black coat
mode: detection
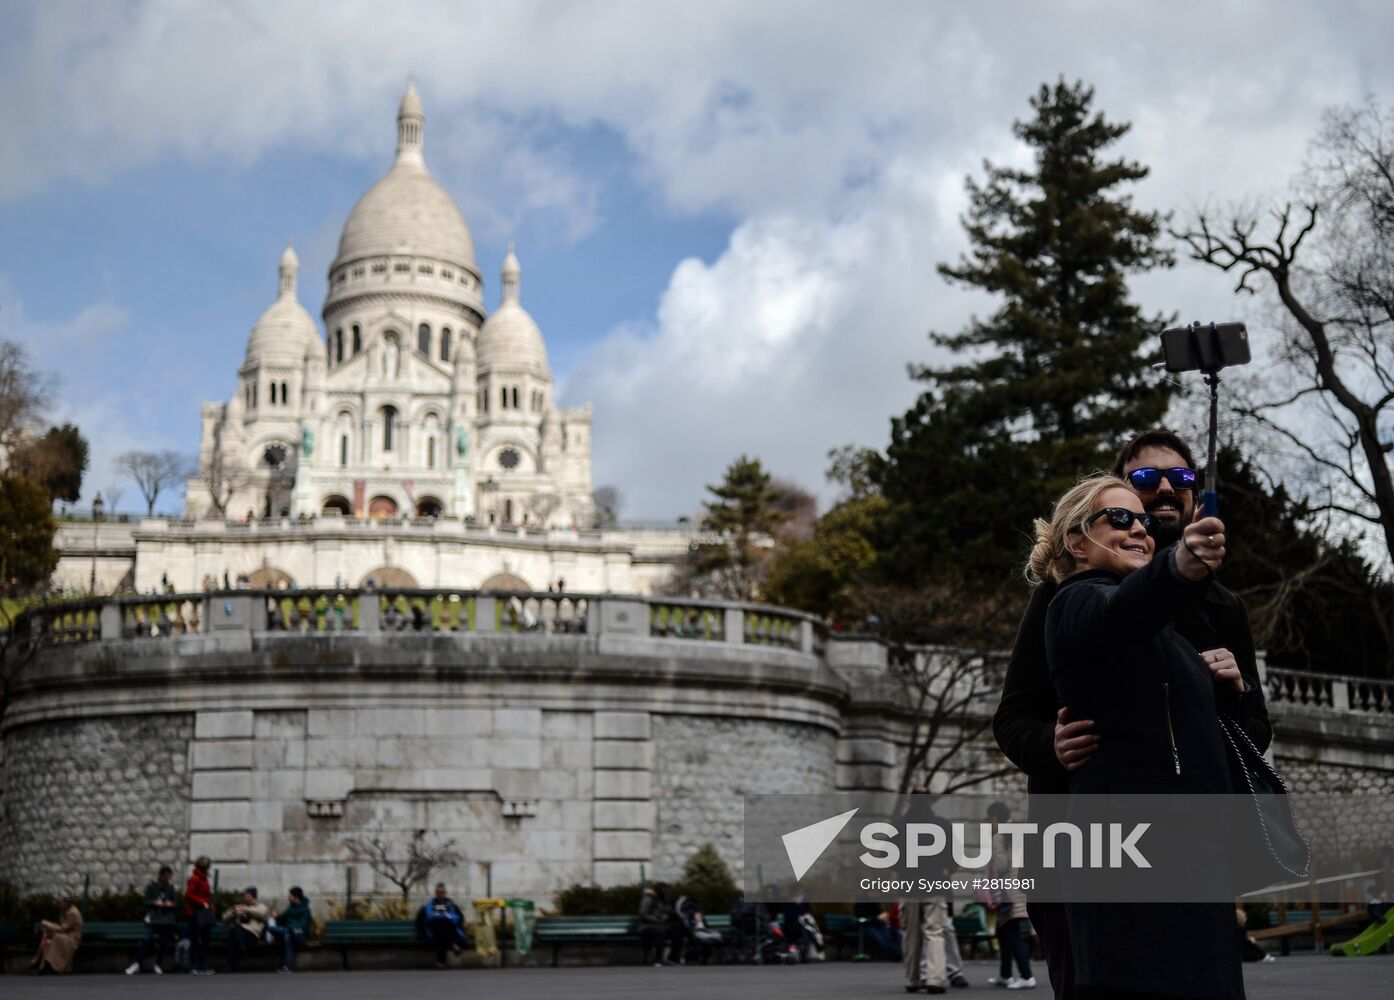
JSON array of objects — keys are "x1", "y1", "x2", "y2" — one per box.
[
  {"x1": 1045, "y1": 550, "x2": 1245, "y2": 1000},
  {"x1": 993, "y1": 567, "x2": 1269, "y2": 795}
]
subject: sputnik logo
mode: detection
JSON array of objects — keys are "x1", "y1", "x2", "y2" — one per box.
[{"x1": 781, "y1": 808, "x2": 859, "y2": 881}]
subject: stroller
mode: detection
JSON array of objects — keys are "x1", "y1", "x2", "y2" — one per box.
[
  {"x1": 673, "y1": 896, "x2": 723, "y2": 965},
  {"x1": 727, "y1": 898, "x2": 782, "y2": 964}
]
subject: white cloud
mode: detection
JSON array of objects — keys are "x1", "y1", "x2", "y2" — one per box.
[{"x1": 3, "y1": 1, "x2": 1393, "y2": 517}]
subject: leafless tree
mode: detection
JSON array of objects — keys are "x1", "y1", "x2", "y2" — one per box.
[
  {"x1": 1175, "y1": 101, "x2": 1394, "y2": 572},
  {"x1": 852, "y1": 582, "x2": 1021, "y2": 793},
  {"x1": 104, "y1": 483, "x2": 125, "y2": 516},
  {"x1": 199, "y1": 448, "x2": 251, "y2": 518},
  {"x1": 0, "y1": 338, "x2": 54, "y2": 459},
  {"x1": 116, "y1": 449, "x2": 192, "y2": 515},
  {"x1": 525, "y1": 491, "x2": 561, "y2": 527},
  {"x1": 769, "y1": 478, "x2": 818, "y2": 542},
  {"x1": 345, "y1": 828, "x2": 462, "y2": 901},
  {"x1": 591, "y1": 485, "x2": 623, "y2": 528}
]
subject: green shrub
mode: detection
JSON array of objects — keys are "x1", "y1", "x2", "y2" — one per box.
[{"x1": 555, "y1": 845, "x2": 742, "y2": 917}]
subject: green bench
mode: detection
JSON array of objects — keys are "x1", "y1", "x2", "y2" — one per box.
[
  {"x1": 822, "y1": 913, "x2": 861, "y2": 959},
  {"x1": 0, "y1": 923, "x2": 20, "y2": 973},
  {"x1": 323, "y1": 919, "x2": 433, "y2": 969},
  {"x1": 953, "y1": 904, "x2": 994, "y2": 958},
  {"x1": 535, "y1": 916, "x2": 639, "y2": 966}
]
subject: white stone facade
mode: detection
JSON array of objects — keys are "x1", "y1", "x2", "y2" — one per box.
[{"x1": 185, "y1": 81, "x2": 593, "y2": 530}]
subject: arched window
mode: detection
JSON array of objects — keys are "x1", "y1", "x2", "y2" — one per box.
[
  {"x1": 381, "y1": 405, "x2": 398, "y2": 452},
  {"x1": 511, "y1": 386, "x2": 519, "y2": 409},
  {"x1": 339, "y1": 434, "x2": 349, "y2": 467},
  {"x1": 269, "y1": 382, "x2": 277, "y2": 405},
  {"x1": 252, "y1": 382, "x2": 258, "y2": 407},
  {"x1": 427, "y1": 437, "x2": 436, "y2": 468},
  {"x1": 504, "y1": 498, "x2": 514, "y2": 523},
  {"x1": 440, "y1": 328, "x2": 451, "y2": 362},
  {"x1": 500, "y1": 385, "x2": 508, "y2": 409},
  {"x1": 418, "y1": 323, "x2": 431, "y2": 355},
  {"x1": 352, "y1": 325, "x2": 362, "y2": 354},
  {"x1": 281, "y1": 382, "x2": 289, "y2": 405},
  {"x1": 335, "y1": 329, "x2": 344, "y2": 364}
]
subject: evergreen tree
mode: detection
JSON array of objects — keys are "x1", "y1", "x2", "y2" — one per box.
[
  {"x1": 10, "y1": 423, "x2": 89, "y2": 503},
  {"x1": 0, "y1": 475, "x2": 59, "y2": 596},
  {"x1": 876, "y1": 80, "x2": 1175, "y2": 588},
  {"x1": 687, "y1": 455, "x2": 789, "y2": 601}
]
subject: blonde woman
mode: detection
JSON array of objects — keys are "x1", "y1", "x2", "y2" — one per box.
[{"x1": 1030, "y1": 473, "x2": 1244, "y2": 1000}]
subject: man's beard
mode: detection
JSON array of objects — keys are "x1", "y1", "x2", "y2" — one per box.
[{"x1": 1146, "y1": 496, "x2": 1188, "y2": 549}]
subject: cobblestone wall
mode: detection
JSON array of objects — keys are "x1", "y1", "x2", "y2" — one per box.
[
  {"x1": 0, "y1": 715, "x2": 193, "y2": 893},
  {"x1": 651, "y1": 715, "x2": 835, "y2": 881}
]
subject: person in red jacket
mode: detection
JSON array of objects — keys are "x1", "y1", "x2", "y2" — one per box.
[{"x1": 184, "y1": 856, "x2": 215, "y2": 975}]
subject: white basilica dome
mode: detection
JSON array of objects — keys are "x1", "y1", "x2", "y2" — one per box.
[
  {"x1": 477, "y1": 246, "x2": 548, "y2": 371},
  {"x1": 246, "y1": 241, "x2": 322, "y2": 364},
  {"x1": 333, "y1": 80, "x2": 476, "y2": 270}
]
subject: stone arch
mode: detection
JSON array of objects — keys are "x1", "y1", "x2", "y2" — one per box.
[
  {"x1": 360, "y1": 566, "x2": 418, "y2": 589},
  {"x1": 480, "y1": 572, "x2": 530, "y2": 592},
  {"x1": 415, "y1": 496, "x2": 443, "y2": 517},
  {"x1": 247, "y1": 567, "x2": 293, "y2": 589},
  {"x1": 367, "y1": 494, "x2": 398, "y2": 517},
  {"x1": 321, "y1": 494, "x2": 352, "y2": 516}
]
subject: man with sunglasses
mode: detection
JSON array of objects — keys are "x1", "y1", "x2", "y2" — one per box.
[{"x1": 991, "y1": 428, "x2": 1271, "y2": 999}]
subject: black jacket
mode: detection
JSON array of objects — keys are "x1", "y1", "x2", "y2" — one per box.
[
  {"x1": 993, "y1": 565, "x2": 1270, "y2": 793},
  {"x1": 1043, "y1": 548, "x2": 1247, "y2": 1000}
]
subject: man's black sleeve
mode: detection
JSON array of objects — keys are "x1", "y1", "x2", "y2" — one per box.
[
  {"x1": 992, "y1": 582, "x2": 1068, "y2": 784},
  {"x1": 1216, "y1": 586, "x2": 1272, "y2": 753}
]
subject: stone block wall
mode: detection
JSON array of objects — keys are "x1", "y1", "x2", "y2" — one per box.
[
  {"x1": 650, "y1": 715, "x2": 836, "y2": 882},
  {"x1": 0, "y1": 715, "x2": 193, "y2": 894}
]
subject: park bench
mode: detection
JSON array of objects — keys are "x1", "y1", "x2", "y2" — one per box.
[
  {"x1": 821, "y1": 913, "x2": 861, "y2": 959},
  {"x1": 323, "y1": 919, "x2": 432, "y2": 969},
  {"x1": 74, "y1": 921, "x2": 234, "y2": 969},
  {"x1": 536, "y1": 916, "x2": 640, "y2": 966},
  {"x1": 953, "y1": 904, "x2": 995, "y2": 958},
  {"x1": 0, "y1": 923, "x2": 20, "y2": 973},
  {"x1": 1251, "y1": 907, "x2": 1368, "y2": 955}
]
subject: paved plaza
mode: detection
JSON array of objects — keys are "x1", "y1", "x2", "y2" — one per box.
[{"x1": 10, "y1": 955, "x2": 1392, "y2": 999}]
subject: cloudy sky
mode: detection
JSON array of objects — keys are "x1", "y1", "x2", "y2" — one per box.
[{"x1": 2, "y1": 0, "x2": 1391, "y2": 518}]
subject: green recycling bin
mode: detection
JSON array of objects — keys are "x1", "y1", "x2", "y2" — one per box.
[{"x1": 506, "y1": 898, "x2": 535, "y2": 956}]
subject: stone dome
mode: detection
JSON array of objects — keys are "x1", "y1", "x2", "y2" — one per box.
[
  {"x1": 333, "y1": 81, "x2": 476, "y2": 269},
  {"x1": 246, "y1": 241, "x2": 322, "y2": 364},
  {"x1": 477, "y1": 247, "x2": 548, "y2": 371}
]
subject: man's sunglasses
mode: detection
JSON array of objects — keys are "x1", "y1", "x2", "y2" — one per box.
[
  {"x1": 1125, "y1": 466, "x2": 1198, "y2": 492},
  {"x1": 1081, "y1": 507, "x2": 1158, "y2": 535}
]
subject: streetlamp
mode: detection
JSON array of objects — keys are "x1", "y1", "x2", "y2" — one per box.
[{"x1": 89, "y1": 492, "x2": 104, "y2": 595}]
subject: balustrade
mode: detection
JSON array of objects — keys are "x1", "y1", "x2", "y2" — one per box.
[
  {"x1": 119, "y1": 595, "x2": 203, "y2": 639},
  {"x1": 265, "y1": 590, "x2": 359, "y2": 632},
  {"x1": 649, "y1": 601, "x2": 723, "y2": 641},
  {"x1": 494, "y1": 592, "x2": 588, "y2": 634}
]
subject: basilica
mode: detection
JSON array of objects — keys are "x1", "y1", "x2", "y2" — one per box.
[
  {"x1": 187, "y1": 80, "x2": 592, "y2": 529},
  {"x1": 53, "y1": 82, "x2": 684, "y2": 595}
]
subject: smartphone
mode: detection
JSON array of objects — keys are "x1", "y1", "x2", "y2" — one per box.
[{"x1": 1161, "y1": 322, "x2": 1251, "y2": 373}]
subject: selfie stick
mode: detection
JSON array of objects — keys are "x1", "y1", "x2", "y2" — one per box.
[{"x1": 1187, "y1": 322, "x2": 1221, "y2": 518}]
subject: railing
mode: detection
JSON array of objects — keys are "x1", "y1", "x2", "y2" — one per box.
[
  {"x1": 649, "y1": 600, "x2": 724, "y2": 641},
  {"x1": 119, "y1": 595, "x2": 204, "y2": 638},
  {"x1": 31, "y1": 600, "x2": 103, "y2": 646},
  {"x1": 266, "y1": 590, "x2": 361, "y2": 632},
  {"x1": 1266, "y1": 666, "x2": 1394, "y2": 716}
]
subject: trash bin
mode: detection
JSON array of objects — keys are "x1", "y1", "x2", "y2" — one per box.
[
  {"x1": 472, "y1": 898, "x2": 507, "y2": 958},
  {"x1": 506, "y1": 898, "x2": 536, "y2": 956}
]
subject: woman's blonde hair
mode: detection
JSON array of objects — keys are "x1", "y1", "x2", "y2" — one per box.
[{"x1": 1025, "y1": 473, "x2": 1133, "y2": 585}]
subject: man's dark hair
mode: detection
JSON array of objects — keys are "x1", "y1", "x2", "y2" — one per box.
[
  {"x1": 158, "y1": 865, "x2": 173, "y2": 877},
  {"x1": 987, "y1": 801, "x2": 1011, "y2": 822},
  {"x1": 1110, "y1": 428, "x2": 1198, "y2": 478},
  {"x1": 244, "y1": 886, "x2": 257, "y2": 899},
  {"x1": 289, "y1": 886, "x2": 304, "y2": 901}
]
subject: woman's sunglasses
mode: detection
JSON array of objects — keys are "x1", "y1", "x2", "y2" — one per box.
[
  {"x1": 1125, "y1": 466, "x2": 1198, "y2": 492},
  {"x1": 1082, "y1": 507, "x2": 1158, "y2": 535}
]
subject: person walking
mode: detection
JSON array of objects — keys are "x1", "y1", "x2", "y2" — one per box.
[{"x1": 183, "y1": 856, "x2": 215, "y2": 975}]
